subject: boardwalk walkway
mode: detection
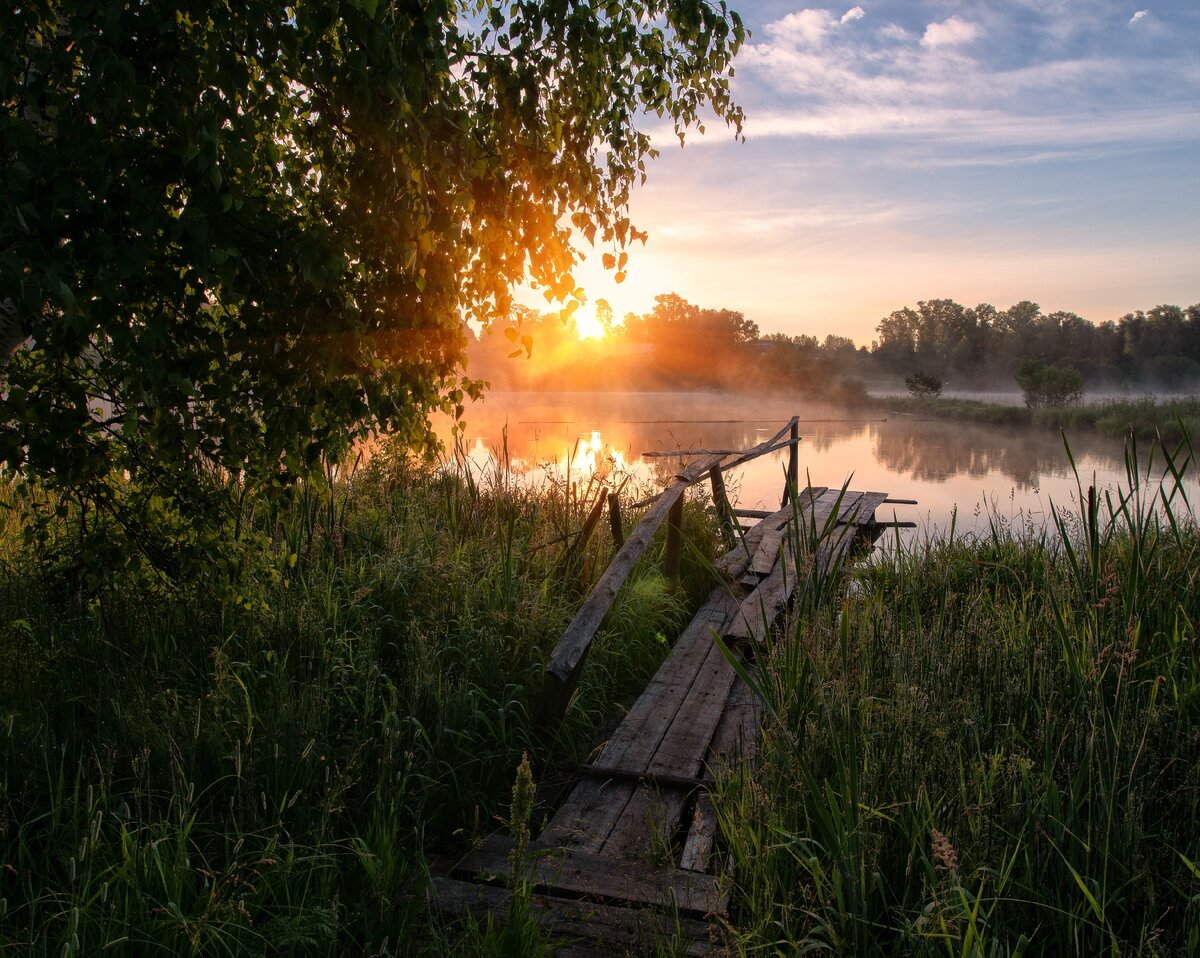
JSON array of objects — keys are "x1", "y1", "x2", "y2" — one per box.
[{"x1": 430, "y1": 422, "x2": 903, "y2": 955}]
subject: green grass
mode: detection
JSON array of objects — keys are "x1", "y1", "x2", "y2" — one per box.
[
  {"x1": 718, "y1": 432, "x2": 1200, "y2": 955},
  {"x1": 5, "y1": 427, "x2": 1200, "y2": 955},
  {"x1": 0, "y1": 445, "x2": 720, "y2": 956}
]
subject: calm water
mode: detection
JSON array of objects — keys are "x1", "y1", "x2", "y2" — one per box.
[{"x1": 435, "y1": 391, "x2": 1194, "y2": 541}]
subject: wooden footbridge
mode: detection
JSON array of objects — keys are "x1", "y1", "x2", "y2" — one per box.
[{"x1": 430, "y1": 418, "x2": 914, "y2": 955}]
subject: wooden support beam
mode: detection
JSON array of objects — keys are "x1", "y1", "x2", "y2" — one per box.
[
  {"x1": 708, "y1": 467, "x2": 735, "y2": 550},
  {"x1": 783, "y1": 418, "x2": 799, "y2": 506},
  {"x1": 455, "y1": 834, "x2": 728, "y2": 916},
  {"x1": 559, "y1": 491, "x2": 607, "y2": 571},
  {"x1": 607, "y1": 491, "x2": 624, "y2": 550},
  {"x1": 664, "y1": 494, "x2": 685, "y2": 589}
]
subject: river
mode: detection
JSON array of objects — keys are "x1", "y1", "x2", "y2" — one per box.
[{"x1": 435, "y1": 391, "x2": 1194, "y2": 543}]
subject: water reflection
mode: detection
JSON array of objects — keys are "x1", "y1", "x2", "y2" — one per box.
[{"x1": 436, "y1": 391, "x2": 1192, "y2": 538}]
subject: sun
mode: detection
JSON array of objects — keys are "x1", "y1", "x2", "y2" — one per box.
[
  {"x1": 573, "y1": 298, "x2": 615, "y2": 340},
  {"x1": 574, "y1": 311, "x2": 608, "y2": 340}
]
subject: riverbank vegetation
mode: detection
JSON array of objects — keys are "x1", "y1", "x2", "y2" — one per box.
[
  {"x1": 3, "y1": 431, "x2": 1198, "y2": 955},
  {"x1": 0, "y1": 450, "x2": 717, "y2": 955},
  {"x1": 878, "y1": 394, "x2": 1200, "y2": 443},
  {"x1": 721, "y1": 433, "x2": 1200, "y2": 955}
]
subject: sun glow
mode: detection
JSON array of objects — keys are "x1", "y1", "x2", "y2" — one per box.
[{"x1": 574, "y1": 312, "x2": 608, "y2": 340}]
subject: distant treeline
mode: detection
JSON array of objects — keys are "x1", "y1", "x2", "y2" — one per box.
[{"x1": 467, "y1": 294, "x2": 1200, "y2": 394}]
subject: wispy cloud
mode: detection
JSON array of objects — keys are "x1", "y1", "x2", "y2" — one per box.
[
  {"x1": 841, "y1": 6, "x2": 866, "y2": 25},
  {"x1": 734, "y1": 4, "x2": 1199, "y2": 158},
  {"x1": 1128, "y1": 9, "x2": 1150, "y2": 27}
]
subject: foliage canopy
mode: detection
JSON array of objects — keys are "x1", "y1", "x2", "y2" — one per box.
[{"x1": 1, "y1": 0, "x2": 745, "y2": 586}]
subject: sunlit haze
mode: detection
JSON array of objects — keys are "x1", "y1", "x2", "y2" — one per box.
[{"x1": 522, "y1": 0, "x2": 1200, "y2": 345}]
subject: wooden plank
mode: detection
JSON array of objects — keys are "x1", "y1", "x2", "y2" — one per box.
[
  {"x1": 726, "y1": 539, "x2": 801, "y2": 645},
  {"x1": 427, "y1": 874, "x2": 714, "y2": 956},
  {"x1": 679, "y1": 793, "x2": 718, "y2": 873},
  {"x1": 715, "y1": 494, "x2": 818, "y2": 582},
  {"x1": 578, "y1": 765, "x2": 711, "y2": 792},
  {"x1": 646, "y1": 641, "x2": 738, "y2": 780},
  {"x1": 843, "y1": 490, "x2": 888, "y2": 524},
  {"x1": 593, "y1": 593, "x2": 735, "y2": 771},
  {"x1": 705, "y1": 675, "x2": 763, "y2": 774},
  {"x1": 598, "y1": 638, "x2": 740, "y2": 858},
  {"x1": 539, "y1": 454, "x2": 724, "y2": 727},
  {"x1": 455, "y1": 834, "x2": 728, "y2": 916},
  {"x1": 541, "y1": 594, "x2": 734, "y2": 850},
  {"x1": 749, "y1": 521, "x2": 791, "y2": 576}
]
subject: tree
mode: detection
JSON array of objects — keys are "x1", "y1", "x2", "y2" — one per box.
[
  {"x1": 904, "y1": 370, "x2": 944, "y2": 400},
  {"x1": 1, "y1": 1, "x2": 745, "y2": 587}
]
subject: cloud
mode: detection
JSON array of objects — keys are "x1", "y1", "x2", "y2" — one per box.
[
  {"x1": 878, "y1": 22, "x2": 911, "y2": 41},
  {"x1": 1128, "y1": 9, "x2": 1149, "y2": 27},
  {"x1": 841, "y1": 6, "x2": 866, "y2": 25},
  {"x1": 922, "y1": 16, "x2": 980, "y2": 47},
  {"x1": 766, "y1": 9, "x2": 837, "y2": 47}
]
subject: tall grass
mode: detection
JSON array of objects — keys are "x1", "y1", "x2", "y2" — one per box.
[
  {"x1": 0, "y1": 442, "x2": 719, "y2": 956},
  {"x1": 719, "y1": 431, "x2": 1200, "y2": 955}
]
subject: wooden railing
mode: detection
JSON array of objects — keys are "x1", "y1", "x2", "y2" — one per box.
[{"x1": 537, "y1": 417, "x2": 802, "y2": 729}]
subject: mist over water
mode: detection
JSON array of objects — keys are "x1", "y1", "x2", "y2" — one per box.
[{"x1": 437, "y1": 391, "x2": 1195, "y2": 542}]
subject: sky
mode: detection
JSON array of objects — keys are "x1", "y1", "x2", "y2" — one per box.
[{"x1": 562, "y1": 0, "x2": 1200, "y2": 346}]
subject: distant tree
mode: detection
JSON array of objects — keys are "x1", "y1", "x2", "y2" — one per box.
[
  {"x1": 905, "y1": 371, "x2": 944, "y2": 400},
  {"x1": 1016, "y1": 358, "x2": 1083, "y2": 408}
]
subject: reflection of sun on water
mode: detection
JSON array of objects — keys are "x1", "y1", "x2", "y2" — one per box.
[{"x1": 571, "y1": 430, "x2": 627, "y2": 479}]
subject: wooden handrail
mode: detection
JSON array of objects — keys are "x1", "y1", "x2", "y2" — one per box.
[
  {"x1": 537, "y1": 452, "x2": 725, "y2": 729},
  {"x1": 536, "y1": 417, "x2": 803, "y2": 730}
]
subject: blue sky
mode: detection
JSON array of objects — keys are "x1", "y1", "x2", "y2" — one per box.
[{"x1": 570, "y1": 0, "x2": 1200, "y2": 345}]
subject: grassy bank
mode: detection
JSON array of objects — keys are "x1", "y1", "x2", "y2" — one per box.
[
  {"x1": 4, "y1": 432, "x2": 1200, "y2": 955},
  {"x1": 876, "y1": 394, "x2": 1200, "y2": 443},
  {"x1": 0, "y1": 447, "x2": 719, "y2": 956},
  {"x1": 720, "y1": 440, "x2": 1200, "y2": 955}
]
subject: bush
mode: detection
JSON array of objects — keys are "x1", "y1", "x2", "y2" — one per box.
[
  {"x1": 1015, "y1": 357, "x2": 1083, "y2": 407},
  {"x1": 904, "y1": 370, "x2": 944, "y2": 400}
]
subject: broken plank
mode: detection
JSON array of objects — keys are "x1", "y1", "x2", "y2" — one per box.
[
  {"x1": 455, "y1": 834, "x2": 728, "y2": 916},
  {"x1": 427, "y1": 874, "x2": 714, "y2": 956},
  {"x1": 679, "y1": 793, "x2": 718, "y2": 874}
]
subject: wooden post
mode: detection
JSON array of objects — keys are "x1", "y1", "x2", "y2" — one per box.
[
  {"x1": 664, "y1": 495, "x2": 684, "y2": 588},
  {"x1": 708, "y1": 466, "x2": 735, "y2": 549},
  {"x1": 607, "y1": 491, "x2": 624, "y2": 550},
  {"x1": 783, "y1": 419, "x2": 799, "y2": 506}
]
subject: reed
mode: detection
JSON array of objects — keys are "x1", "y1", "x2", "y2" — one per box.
[{"x1": 719, "y1": 430, "x2": 1200, "y2": 955}]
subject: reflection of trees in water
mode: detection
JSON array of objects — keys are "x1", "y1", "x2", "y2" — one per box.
[{"x1": 869, "y1": 418, "x2": 1120, "y2": 489}]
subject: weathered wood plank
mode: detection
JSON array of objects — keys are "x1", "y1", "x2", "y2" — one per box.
[
  {"x1": 714, "y1": 500, "x2": 796, "y2": 582},
  {"x1": 598, "y1": 638, "x2": 740, "y2": 858},
  {"x1": 593, "y1": 592, "x2": 735, "y2": 772},
  {"x1": 541, "y1": 593, "x2": 735, "y2": 849},
  {"x1": 539, "y1": 454, "x2": 724, "y2": 727},
  {"x1": 679, "y1": 793, "x2": 718, "y2": 873},
  {"x1": 427, "y1": 874, "x2": 714, "y2": 956},
  {"x1": 726, "y1": 539, "x2": 800, "y2": 644},
  {"x1": 705, "y1": 674, "x2": 763, "y2": 774},
  {"x1": 455, "y1": 834, "x2": 728, "y2": 916},
  {"x1": 646, "y1": 641, "x2": 738, "y2": 780}
]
